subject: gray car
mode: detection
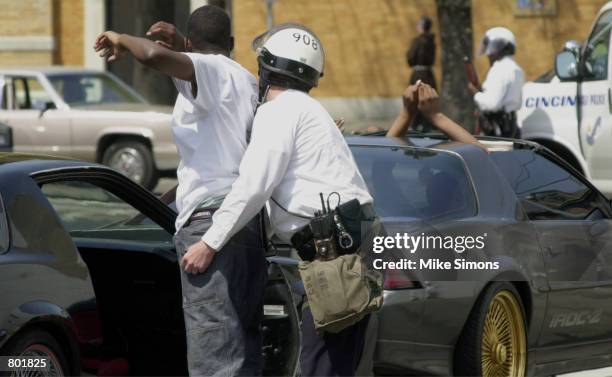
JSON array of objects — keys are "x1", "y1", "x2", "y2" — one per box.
[
  {"x1": 0, "y1": 67, "x2": 177, "y2": 189},
  {"x1": 345, "y1": 134, "x2": 612, "y2": 377}
]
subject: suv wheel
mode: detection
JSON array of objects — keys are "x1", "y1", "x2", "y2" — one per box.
[{"x1": 103, "y1": 140, "x2": 158, "y2": 189}]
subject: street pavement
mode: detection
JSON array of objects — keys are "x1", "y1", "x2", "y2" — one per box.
[{"x1": 560, "y1": 368, "x2": 612, "y2": 377}]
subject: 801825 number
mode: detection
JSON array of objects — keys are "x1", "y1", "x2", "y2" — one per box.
[
  {"x1": 0, "y1": 356, "x2": 50, "y2": 372},
  {"x1": 292, "y1": 32, "x2": 318, "y2": 50}
]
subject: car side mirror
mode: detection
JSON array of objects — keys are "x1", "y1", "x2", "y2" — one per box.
[
  {"x1": 555, "y1": 51, "x2": 579, "y2": 81},
  {"x1": 38, "y1": 101, "x2": 56, "y2": 118}
]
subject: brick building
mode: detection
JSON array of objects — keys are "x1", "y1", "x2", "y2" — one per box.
[
  {"x1": 0, "y1": 0, "x2": 608, "y2": 120},
  {"x1": 0, "y1": 0, "x2": 103, "y2": 69}
]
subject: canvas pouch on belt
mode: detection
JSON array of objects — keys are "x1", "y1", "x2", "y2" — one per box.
[{"x1": 298, "y1": 217, "x2": 383, "y2": 333}]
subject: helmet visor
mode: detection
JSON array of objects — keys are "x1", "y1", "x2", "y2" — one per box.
[
  {"x1": 478, "y1": 35, "x2": 489, "y2": 56},
  {"x1": 479, "y1": 36, "x2": 514, "y2": 56}
]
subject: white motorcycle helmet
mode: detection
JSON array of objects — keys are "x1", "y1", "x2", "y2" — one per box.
[
  {"x1": 479, "y1": 27, "x2": 516, "y2": 57},
  {"x1": 252, "y1": 23, "x2": 325, "y2": 100}
]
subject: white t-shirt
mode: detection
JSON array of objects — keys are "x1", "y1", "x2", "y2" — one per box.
[
  {"x1": 172, "y1": 53, "x2": 258, "y2": 231},
  {"x1": 474, "y1": 56, "x2": 524, "y2": 113},
  {"x1": 202, "y1": 90, "x2": 373, "y2": 250}
]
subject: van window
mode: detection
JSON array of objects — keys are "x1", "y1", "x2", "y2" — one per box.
[
  {"x1": 491, "y1": 150, "x2": 604, "y2": 220},
  {"x1": 584, "y1": 10, "x2": 612, "y2": 81}
]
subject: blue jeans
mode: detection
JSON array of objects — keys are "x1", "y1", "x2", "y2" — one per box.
[{"x1": 174, "y1": 214, "x2": 268, "y2": 376}]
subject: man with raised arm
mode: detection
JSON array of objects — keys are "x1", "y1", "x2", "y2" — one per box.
[{"x1": 95, "y1": 6, "x2": 266, "y2": 376}]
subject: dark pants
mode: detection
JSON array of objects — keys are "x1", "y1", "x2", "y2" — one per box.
[
  {"x1": 300, "y1": 309, "x2": 370, "y2": 377},
  {"x1": 174, "y1": 214, "x2": 268, "y2": 377},
  {"x1": 479, "y1": 111, "x2": 520, "y2": 138},
  {"x1": 299, "y1": 213, "x2": 383, "y2": 377},
  {"x1": 409, "y1": 69, "x2": 437, "y2": 90}
]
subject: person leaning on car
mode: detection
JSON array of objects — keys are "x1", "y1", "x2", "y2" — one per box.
[
  {"x1": 94, "y1": 6, "x2": 268, "y2": 376},
  {"x1": 387, "y1": 80, "x2": 486, "y2": 148}
]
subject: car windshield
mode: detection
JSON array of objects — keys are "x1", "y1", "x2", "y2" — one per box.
[
  {"x1": 351, "y1": 145, "x2": 477, "y2": 220},
  {"x1": 147, "y1": 145, "x2": 478, "y2": 223},
  {"x1": 47, "y1": 73, "x2": 144, "y2": 107}
]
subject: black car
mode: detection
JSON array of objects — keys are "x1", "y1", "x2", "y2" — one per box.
[{"x1": 1, "y1": 134, "x2": 612, "y2": 377}]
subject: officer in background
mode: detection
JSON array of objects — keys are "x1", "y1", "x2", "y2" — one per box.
[
  {"x1": 195, "y1": 23, "x2": 377, "y2": 376},
  {"x1": 468, "y1": 27, "x2": 524, "y2": 138},
  {"x1": 407, "y1": 16, "x2": 437, "y2": 89}
]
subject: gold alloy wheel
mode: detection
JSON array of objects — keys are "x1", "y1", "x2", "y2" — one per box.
[{"x1": 481, "y1": 290, "x2": 527, "y2": 377}]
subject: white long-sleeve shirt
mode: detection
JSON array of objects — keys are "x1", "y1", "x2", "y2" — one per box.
[
  {"x1": 202, "y1": 90, "x2": 373, "y2": 251},
  {"x1": 171, "y1": 53, "x2": 258, "y2": 232},
  {"x1": 474, "y1": 56, "x2": 524, "y2": 113}
]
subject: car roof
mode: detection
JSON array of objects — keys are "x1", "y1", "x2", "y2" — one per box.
[
  {"x1": 0, "y1": 153, "x2": 102, "y2": 176},
  {"x1": 346, "y1": 133, "x2": 540, "y2": 153},
  {"x1": 0, "y1": 66, "x2": 104, "y2": 76},
  {"x1": 0, "y1": 134, "x2": 536, "y2": 171}
]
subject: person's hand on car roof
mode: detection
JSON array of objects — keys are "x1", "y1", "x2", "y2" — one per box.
[
  {"x1": 416, "y1": 83, "x2": 440, "y2": 119},
  {"x1": 402, "y1": 80, "x2": 421, "y2": 117}
]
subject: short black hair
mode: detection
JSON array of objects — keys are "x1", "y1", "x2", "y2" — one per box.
[{"x1": 187, "y1": 5, "x2": 231, "y2": 52}]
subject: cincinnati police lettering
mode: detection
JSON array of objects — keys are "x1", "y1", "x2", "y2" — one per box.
[{"x1": 524, "y1": 94, "x2": 606, "y2": 108}]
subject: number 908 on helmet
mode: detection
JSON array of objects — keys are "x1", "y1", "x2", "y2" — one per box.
[{"x1": 252, "y1": 23, "x2": 325, "y2": 98}]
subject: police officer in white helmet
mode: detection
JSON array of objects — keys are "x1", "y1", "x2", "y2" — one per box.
[
  {"x1": 468, "y1": 27, "x2": 525, "y2": 137},
  {"x1": 194, "y1": 23, "x2": 380, "y2": 376}
]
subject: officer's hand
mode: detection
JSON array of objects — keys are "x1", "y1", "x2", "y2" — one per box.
[
  {"x1": 417, "y1": 84, "x2": 441, "y2": 120},
  {"x1": 181, "y1": 240, "x2": 216, "y2": 274},
  {"x1": 146, "y1": 21, "x2": 185, "y2": 51},
  {"x1": 94, "y1": 31, "x2": 126, "y2": 62}
]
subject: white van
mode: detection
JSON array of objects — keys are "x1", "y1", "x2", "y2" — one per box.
[{"x1": 518, "y1": 2, "x2": 612, "y2": 194}]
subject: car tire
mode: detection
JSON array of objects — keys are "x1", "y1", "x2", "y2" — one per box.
[
  {"x1": 102, "y1": 140, "x2": 158, "y2": 189},
  {"x1": 3, "y1": 328, "x2": 70, "y2": 376},
  {"x1": 454, "y1": 282, "x2": 527, "y2": 377}
]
